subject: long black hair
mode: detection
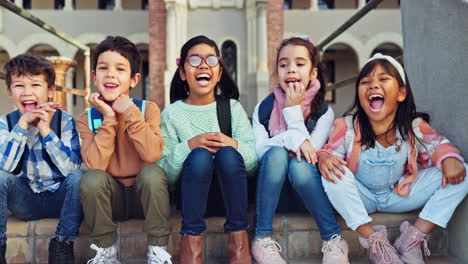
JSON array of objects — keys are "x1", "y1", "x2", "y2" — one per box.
[
  {"x1": 276, "y1": 37, "x2": 327, "y2": 120},
  {"x1": 170, "y1": 35, "x2": 239, "y2": 103},
  {"x1": 343, "y1": 59, "x2": 430, "y2": 149}
]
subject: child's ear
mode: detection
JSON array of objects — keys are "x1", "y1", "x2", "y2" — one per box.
[
  {"x1": 130, "y1": 73, "x2": 141, "y2": 88},
  {"x1": 48, "y1": 85, "x2": 56, "y2": 99},
  {"x1": 398, "y1": 85, "x2": 407, "y2": 102},
  {"x1": 310, "y1": 67, "x2": 318, "y2": 81},
  {"x1": 178, "y1": 67, "x2": 186, "y2": 81},
  {"x1": 6, "y1": 87, "x2": 12, "y2": 97},
  {"x1": 91, "y1": 71, "x2": 97, "y2": 85}
]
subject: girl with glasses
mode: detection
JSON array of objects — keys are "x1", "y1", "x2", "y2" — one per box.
[{"x1": 157, "y1": 35, "x2": 257, "y2": 264}]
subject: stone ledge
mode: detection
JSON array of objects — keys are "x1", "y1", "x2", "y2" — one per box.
[{"x1": 5, "y1": 211, "x2": 448, "y2": 264}]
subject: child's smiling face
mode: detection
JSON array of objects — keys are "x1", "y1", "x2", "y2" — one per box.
[
  {"x1": 8, "y1": 73, "x2": 55, "y2": 113},
  {"x1": 179, "y1": 43, "x2": 222, "y2": 102},
  {"x1": 92, "y1": 50, "x2": 140, "y2": 103},
  {"x1": 358, "y1": 64, "x2": 407, "y2": 124},
  {"x1": 277, "y1": 44, "x2": 317, "y2": 92}
]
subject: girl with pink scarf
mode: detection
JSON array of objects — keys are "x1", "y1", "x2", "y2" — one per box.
[{"x1": 250, "y1": 37, "x2": 349, "y2": 264}]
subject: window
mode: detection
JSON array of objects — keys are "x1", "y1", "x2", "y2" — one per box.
[
  {"x1": 22, "y1": 0, "x2": 31, "y2": 9},
  {"x1": 142, "y1": 0, "x2": 148, "y2": 10},
  {"x1": 221, "y1": 41, "x2": 238, "y2": 84},
  {"x1": 318, "y1": 0, "x2": 334, "y2": 9},
  {"x1": 284, "y1": 0, "x2": 292, "y2": 9},
  {"x1": 99, "y1": 0, "x2": 115, "y2": 10},
  {"x1": 324, "y1": 60, "x2": 336, "y2": 103},
  {"x1": 55, "y1": 0, "x2": 75, "y2": 9}
]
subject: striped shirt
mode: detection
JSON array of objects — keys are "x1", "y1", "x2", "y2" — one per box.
[{"x1": 0, "y1": 111, "x2": 82, "y2": 193}]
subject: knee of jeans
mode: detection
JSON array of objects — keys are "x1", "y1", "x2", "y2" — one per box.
[
  {"x1": 214, "y1": 146, "x2": 242, "y2": 168},
  {"x1": 182, "y1": 148, "x2": 213, "y2": 181},
  {"x1": 0, "y1": 170, "x2": 15, "y2": 186},
  {"x1": 288, "y1": 161, "x2": 319, "y2": 188},
  {"x1": 137, "y1": 164, "x2": 167, "y2": 189},
  {"x1": 65, "y1": 169, "x2": 83, "y2": 188},
  {"x1": 262, "y1": 147, "x2": 288, "y2": 164},
  {"x1": 79, "y1": 169, "x2": 108, "y2": 195}
]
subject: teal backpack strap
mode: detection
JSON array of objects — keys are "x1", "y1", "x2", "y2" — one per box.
[{"x1": 88, "y1": 99, "x2": 147, "y2": 134}]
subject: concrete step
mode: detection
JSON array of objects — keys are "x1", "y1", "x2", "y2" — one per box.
[{"x1": 5, "y1": 211, "x2": 450, "y2": 263}]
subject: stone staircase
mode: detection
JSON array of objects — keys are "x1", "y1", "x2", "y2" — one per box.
[{"x1": 4, "y1": 210, "x2": 458, "y2": 264}]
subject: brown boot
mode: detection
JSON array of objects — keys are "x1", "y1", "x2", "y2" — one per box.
[
  {"x1": 180, "y1": 235, "x2": 203, "y2": 264},
  {"x1": 228, "y1": 230, "x2": 252, "y2": 264}
]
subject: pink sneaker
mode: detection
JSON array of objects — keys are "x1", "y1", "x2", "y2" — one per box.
[
  {"x1": 321, "y1": 234, "x2": 350, "y2": 264},
  {"x1": 251, "y1": 237, "x2": 286, "y2": 264},
  {"x1": 394, "y1": 221, "x2": 430, "y2": 264},
  {"x1": 358, "y1": 225, "x2": 403, "y2": 264}
]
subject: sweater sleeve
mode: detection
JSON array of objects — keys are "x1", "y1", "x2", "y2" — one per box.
[
  {"x1": 413, "y1": 119, "x2": 464, "y2": 169},
  {"x1": 231, "y1": 100, "x2": 258, "y2": 175},
  {"x1": 77, "y1": 111, "x2": 117, "y2": 170},
  {"x1": 123, "y1": 102, "x2": 164, "y2": 163},
  {"x1": 321, "y1": 118, "x2": 348, "y2": 159},
  {"x1": 156, "y1": 108, "x2": 191, "y2": 185}
]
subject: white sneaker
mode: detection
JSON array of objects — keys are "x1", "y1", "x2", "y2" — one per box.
[
  {"x1": 251, "y1": 237, "x2": 286, "y2": 264},
  {"x1": 87, "y1": 243, "x2": 120, "y2": 264},
  {"x1": 147, "y1": 245, "x2": 172, "y2": 264},
  {"x1": 321, "y1": 234, "x2": 350, "y2": 264}
]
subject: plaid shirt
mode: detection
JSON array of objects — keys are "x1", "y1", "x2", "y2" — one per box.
[{"x1": 0, "y1": 111, "x2": 82, "y2": 193}]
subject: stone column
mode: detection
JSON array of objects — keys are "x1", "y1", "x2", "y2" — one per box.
[
  {"x1": 114, "y1": 0, "x2": 122, "y2": 10},
  {"x1": 15, "y1": 0, "x2": 23, "y2": 8},
  {"x1": 256, "y1": 0, "x2": 268, "y2": 73},
  {"x1": 63, "y1": 0, "x2": 73, "y2": 10},
  {"x1": 47, "y1": 57, "x2": 76, "y2": 112},
  {"x1": 149, "y1": 0, "x2": 167, "y2": 108},
  {"x1": 357, "y1": 0, "x2": 366, "y2": 8}
]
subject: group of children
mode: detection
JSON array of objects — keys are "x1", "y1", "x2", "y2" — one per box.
[{"x1": 0, "y1": 33, "x2": 466, "y2": 264}]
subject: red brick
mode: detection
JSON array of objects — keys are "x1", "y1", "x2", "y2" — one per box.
[{"x1": 149, "y1": 0, "x2": 167, "y2": 109}]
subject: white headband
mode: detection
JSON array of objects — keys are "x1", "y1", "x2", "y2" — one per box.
[{"x1": 365, "y1": 53, "x2": 406, "y2": 85}]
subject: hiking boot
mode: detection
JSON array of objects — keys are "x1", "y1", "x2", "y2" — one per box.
[
  {"x1": 228, "y1": 230, "x2": 251, "y2": 264},
  {"x1": 359, "y1": 225, "x2": 403, "y2": 264},
  {"x1": 87, "y1": 242, "x2": 120, "y2": 264},
  {"x1": 251, "y1": 237, "x2": 286, "y2": 264},
  {"x1": 180, "y1": 235, "x2": 203, "y2": 264},
  {"x1": 48, "y1": 238, "x2": 74, "y2": 264},
  {"x1": 394, "y1": 221, "x2": 430, "y2": 264},
  {"x1": 322, "y1": 234, "x2": 350, "y2": 264}
]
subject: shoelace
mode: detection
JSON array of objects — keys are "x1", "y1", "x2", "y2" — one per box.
[
  {"x1": 369, "y1": 233, "x2": 399, "y2": 264},
  {"x1": 404, "y1": 233, "x2": 431, "y2": 257},
  {"x1": 321, "y1": 234, "x2": 343, "y2": 256},
  {"x1": 148, "y1": 246, "x2": 172, "y2": 264},
  {"x1": 87, "y1": 244, "x2": 111, "y2": 264},
  {"x1": 260, "y1": 240, "x2": 282, "y2": 255}
]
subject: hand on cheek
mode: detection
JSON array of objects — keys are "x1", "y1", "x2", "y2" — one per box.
[{"x1": 112, "y1": 94, "x2": 133, "y2": 114}]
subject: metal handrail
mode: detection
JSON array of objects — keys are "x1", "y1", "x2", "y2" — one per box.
[
  {"x1": 0, "y1": 0, "x2": 91, "y2": 108},
  {"x1": 317, "y1": 0, "x2": 385, "y2": 50}
]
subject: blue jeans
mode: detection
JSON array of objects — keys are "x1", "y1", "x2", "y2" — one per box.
[
  {"x1": 180, "y1": 147, "x2": 249, "y2": 235},
  {"x1": 0, "y1": 169, "x2": 84, "y2": 244},
  {"x1": 255, "y1": 147, "x2": 341, "y2": 240}
]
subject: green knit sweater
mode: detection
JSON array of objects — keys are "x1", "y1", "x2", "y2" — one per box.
[{"x1": 157, "y1": 99, "x2": 257, "y2": 184}]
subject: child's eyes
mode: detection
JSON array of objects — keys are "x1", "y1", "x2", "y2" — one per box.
[
  {"x1": 296, "y1": 63, "x2": 305, "y2": 67},
  {"x1": 98, "y1": 66, "x2": 107, "y2": 70},
  {"x1": 117, "y1": 68, "x2": 126, "y2": 71},
  {"x1": 279, "y1": 64, "x2": 287, "y2": 68}
]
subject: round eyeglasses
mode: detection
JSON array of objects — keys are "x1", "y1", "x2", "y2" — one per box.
[{"x1": 186, "y1": 55, "x2": 220, "y2": 67}]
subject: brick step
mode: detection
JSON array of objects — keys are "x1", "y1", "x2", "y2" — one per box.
[{"x1": 5, "y1": 211, "x2": 449, "y2": 263}]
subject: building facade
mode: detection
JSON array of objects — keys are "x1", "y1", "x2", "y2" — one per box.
[{"x1": 0, "y1": 0, "x2": 402, "y2": 118}]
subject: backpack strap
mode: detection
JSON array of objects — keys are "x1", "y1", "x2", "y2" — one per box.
[
  {"x1": 6, "y1": 109, "x2": 62, "y2": 175},
  {"x1": 343, "y1": 115, "x2": 355, "y2": 154},
  {"x1": 216, "y1": 99, "x2": 232, "y2": 138},
  {"x1": 258, "y1": 93, "x2": 275, "y2": 136},
  {"x1": 88, "y1": 98, "x2": 147, "y2": 134}
]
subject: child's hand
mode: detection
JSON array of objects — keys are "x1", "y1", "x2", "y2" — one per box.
[
  {"x1": 188, "y1": 132, "x2": 225, "y2": 153},
  {"x1": 441, "y1": 157, "x2": 466, "y2": 188},
  {"x1": 214, "y1": 132, "x2": 238, "y2": 149},
  {"x1": 112, "y1": 94, "x2": 134, "y2": 114},
  {"x1": 317, "y1": 153, "x2": 347, "y2": 183},
  {"x1": 17, "y1": 111, "x2": 40, "y2": 129},
  {"x1": 35, "y1": 102, "x2": 61, "y2": 137},
  {"x1": 285, "y1": 81, "x2": 305, "y2": 107},
  {"x1": 88, "y1": 93, "x2": 115, "y2": 117},
  {"x1": 295, "y1": 140, "x2": 317, "y2": 164}
]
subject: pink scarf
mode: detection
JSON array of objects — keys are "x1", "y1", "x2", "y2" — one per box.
[{"x1": 268, "y1": 79, "x2": 321, "y2": 137}]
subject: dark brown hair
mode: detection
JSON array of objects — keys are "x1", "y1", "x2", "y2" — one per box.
[
  {"x1": 4, "y1": 54, "x2": 56, "y2": 88},
  {"x1": 93, "y1": 36, "x2": 140, "y2": 77},
  {"x1": 276, "y1": 37, "x2": 326, "y2": 118}
]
